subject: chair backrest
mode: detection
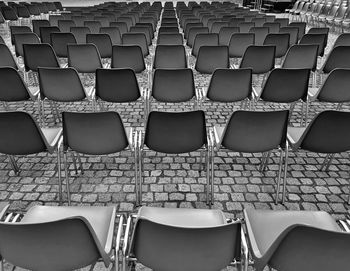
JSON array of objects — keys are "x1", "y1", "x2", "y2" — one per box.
[
  {"x1": 130, "y1": 218, "x2": 241, "y2": 271},
  {"x1": 239, "y1": 45, "x2": 275, "y2": 74},
  {"x1": 0, "y1": 67, "x2": 30, "y2": 102},
  {"x1": 263, "y1": 33, "x2": 290, "y2": 58},
  {"x1": 207, "y1": 68, "x2": 252, "y2": 102},
  {"x1": 23, "y1": 43, "x2": 59, "y2": 72},
  {"x1": 0, "y1": 217, "x2": 105, "y2": 270},
  {"x1": 187, "y1": 26, "x2": 209, "y2": 47},
  {"x1": 274, "y1": 18, "x2": 289, "y2": 28},
  {"x1": 117, "y1": 16, "x2": 133, "y2": 30},
  {"x1": 260, "y1": 68, "x2": 310, "y2": 103},
  {"x1": 299, "y1": 33, "x2": 327, "y2": 57},
  {"x1": 130, "y1": 25, "x2": 152, "y2": 45},
  {"x1": 238, "y1": 22, "x2": 254, "y2": 33},
  {"x1": 228, "y1": 33, "x2": 255, "y2": 58},
  {"x1": 218, "y1": 26, "x2": 239, "y2": 46},
  {"x1": 333, "y1": 33, "x2": 350, "y2": 48},
  {"x1": 158, "y1": 26, "x2": 179, "y2": 34},
  {"x1": 39, "y1": 26, "x2": 60, "y2": 44},
  {"x1": 71, "y1": 15, "x2": 86, "y2": 27},
  {"x1": 289, "y1": 22, "x2": 306, "y2": 40},
  {"x1": 184, "y1": 22, "x2": 204, "y2": 39},
  {"x1": 279, "y1": 26, "x2": 299, "y2": 46},
  {"x1": 122, "y1": 33, "x2": 149, "y2": 56},
  {"x1": 152, "y1": 68, "x2": 195, "y2": 102},
  {"x1": 99, "y1": 26, "x2": 121, "y2": 45},
  {"x1": 83, "y1": 20, "x2": 102, "y2": 34},
  {"x1": 300, "y1": 110, "x2": 350, "y2": 153},
  {"x1": 195, "y1": 45, "x2": 229, "y2": 74},
  {"x1": 222, "y1": 110, "x2": 289, "y2": 152},
  {"x1": 211, "y1": 21, "x2": 228, "y2": 33},
  {"x1": 63, "y1": 111, "x2": 129, "y2": 154},
  {"x1": 95, "y1": 68, "x2": 141, "y2": 102},
  {"x1": 157, "y1": 33, "x2": 183, "y2": 45},
  {"x1": 13, "y1": 33, "x2": 40, "y2": 57},
  {"x1": 58, "y1": 19, "x2": 76, "y2": 32},
  {"x1": 317, "y1": 68, "x2": 350, "y2": 103},
  {"x1": 322, "y1": 46, "x2": 350, "y2": 74},
  {"x1": 1, "y1": 6, "x2": 18, "y2": 20},
  {"x1": 94, "y1": 15, "x2": 110, "y2": 27},
  {"x1": 50, "y1": 32, "x2": 77, "y2": 58},
  {"x1": 49, "y1": 15, "x2": 64, "y2": 26},
  {"x1": 86, "y1": 33, "x2": 112, "y2": 58},
  {"x1": 192, "y1": 33, "x2": 219, "y2": 56},
  {"x1": 0, "y1": 111, "x2": 46, "y2": 155},
  {"x1": 32, "y1": 19, "x2": 50, "y2": 36},
  {"x1": 110, "y1": 21, "x2": 128, "y2": 35},
  {"x1": 263, "y1": 22, "x2": 280, "y2": 34},
  {"x1": 111, "y1": 45, "x2": 145, "y2": 73},
  {"x1": 38, "y1": 67, "x2": 86, "y2": 102},
  {"x1": 145, "y1": 110, "x2": 207, "y2": 153},
  {"x1": 10, "y1": 25, "x2": 32, "y2": 45},
  {"x1": 269, "y1": 225, "x2": 350, "y2": 271},
  {"x1": 68, "y1": 44, "x2": 102, "y2": 73},
  {"x1": 281, "y1": 44, "x2": 318, "y2": 71},
  {"x1": 153, "y1": 45, "x2": 187, "y2": 69},
  {"x1": 249, "y1": 26, "x2": 269, "y2": 46},
  {"x1": 251, "y1": 17, "x2": 266, "y2": 27},
  {"x1": 70, "y1": 26, "x2": 91, "y2": 44}
]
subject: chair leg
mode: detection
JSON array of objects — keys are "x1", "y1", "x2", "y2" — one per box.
[
  {"x1": 134, "y1": 144, "x2": 139, "y2": 206},
  {"x1": 210, "y1": 144, "x2": 214, "y2": 205},
  {"x1": 200, "y1": 149, "x2": 205, "y2": 172},
  {"x1": 49, "y1": 100, "x2": 58, "y2": 124},
  {"x1": 324, "y1": 153, "x2": 335, "y2": 171},
  {"x1": 289, "y1": 102, "x2": 296, "y2": 124},
  {"x1": 71, "y1": 151, "x2": 79, "y2": 175},
  {"x1": 275, "y1": 148, "x2": 284, "y2": 204},
  {"x1": 57, "y1": 144, "x2": 62, "y2": 205},
  {"x1": 8, "y1": 155, "x2": 19, "y2": 175},
  {"x1": 304, "y1": 99, "x2": 309, "y2": 127},
  {"x1": 3, "y1": 101, "x2": 9, "y2": 111},
  {"x1": 76, "y1": 153, "x2": 84, "y2": 174},
  {"x1": 282, "y1": 142, "x2": 289, "y2": 204},
  {"x1": 63, "y1": 151, "x2": 71, "y2": 206},
  {"x1": 206, "y1": 147, "x2": 210, "y2": 205}
]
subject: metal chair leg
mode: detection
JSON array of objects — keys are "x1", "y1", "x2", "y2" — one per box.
[
  {"x1": 57, "y1": 144, "x2": 62, "y2": 205},
  {"x1": 71, "y1": 151, "x2": 79, "y2": 175},
  {"x1": 210, "y1": 143, "x2": 214, "y2": 205},
  {"x1": 282, "y1": 142, "x2": 289, "y2": 204},
  {"x1": 206, "y1": 147, "x2": 210, "y2": 205},
  {"x1": 138, "y1": 148, "x2": 143, "y2": 205},
  {"x1": 8, "y1": 155, "x2": 19, "y2": 175},
  {"x1": 63, "y1": 151, "x2": 71, "y2": 205},
  {"x1": 275, "y1": 148, "x2": 284, "y2": 204},
  {"x1": 324, "y1": 153, "x2": 335, "y2": 171},
  {"x1": 76, "y1": 153, "x2": 84, "y2": 174}
]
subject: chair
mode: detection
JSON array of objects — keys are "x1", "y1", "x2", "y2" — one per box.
[
  {"x1": 249, "y1": 26, "x2": 269, "y2": 46},
  {"x1": 99, "y1": 26, "x2": 121, "y2": 45},
  {"x1": 67, "y1": 44, "x2": 103, "y2": 74},
  {"x1": 244, "y1": 208, "x2": 350, "y2": 271},
  {"x1": 202, "y1": 68, "x2": 252, "y2": 108},
  {"x1": 122, "y1": 33, "x2": 149, "y2": 57},
  {"x1": 71, "y1": 15, "x2": 86, "y2": 27},
  {"x1": 13, "y1": 33, "x2": 40, "y2": 58},
  {"x1": 299, "y1": 33, "x2": 327, "y2": 57},
  {"x1": 58, "y1": 19, "x2": 75, "y2": 32},
  {"x1": 123, "y1": 206, "x2": 247, "y2": 271},
  {"x1": 49, "y1": 14, "x2": 64, "y2": 26},
  {"x1": 228, "y1": 33, "x2": 255, "y2": 58},
  {"x1": 38, "y1": 67, "x2": 94, "y2": 123},
  {"x1": 62, "y1": 111, "x2": 136, "y2": 204},
  {"x1": 86, "y1": 33, "x2": 113, "y2": 59},
  {"x1": 238, "y1": 22, "x2": 254, "y2": 33},
  {"x1": 211, "y1": 21, "x2": 228, "y2": 33},
  {"x1": 332, "y1": 33, "x2": 350, "y2": 48},
  {"x1": 263, "y1": 33, "x2": 290, "y2": 58},
  {"x1": 279, "y1": 26, "x2": 299, "y2": 46},
  {"x1": 70, "y1": 26, "x2": 90, "y2": 44},
  {"x1": 195, "y1": 45, "x2": 230, "y2": 74},
  {"x1": 192, "y1": 33, "x2": 219, "y2": 57},
  {"x1": 0, "y1": 204, "x2": 120, "y2": 270},
  {"x1": 39, "y1": 26, "x2": 60, "y2": 43},
  {"x1": 288, "y1": 22, "x2": 306, "y2": 40},
  {"x1": 50, "y1": 32, "x2": 77, "y2": 58},
  {"x1": 130, "y1": 25, "x2": 152, "y2": 46},
  {"x1": 0, "y1": 111, "x2": 63, "y2": 199},
  {"x1": 263, "y1": 22, "x2": 280, "y2": 34},
  {"x1": 274, "y1": 18, "x2": 289, "y2": 28},
  {"x1": 157, "y1": 33, "x2": 183, "y2": 45},
  {"x1": 32, "y1": 19, "x2": 50, "y2": 36},
  {"x1": 153, "y1": 45, "x2": 187, "y2": 69},
  {"x1": 83, "y1": 20, "x2": 101, "y2": 34},
  {"x1": 211, "y1": 110, "x2": 289, "y2": 203},
  {"x1": 111, "y1": 45, "x2": 147, "y2": 73},
  {"x1": 287, "y1": 111, "x2": 350, "y2": 202},
  {"x1": 158, "y1": 26, "x2": 179, "y2": 34},
  {"x1": 10, "y1": 25, "x2": 32, "y2": 45},
  {"x1": 187, "y1": 26, "x2": 209, "y2": 47},
  {"x1": 1, "y1": 6, "x2": 18, "y2": 26},
  {"x1": 218, "y1": 26, "x2": 239, "y2": 46},
  {"x1": 110, "y1": 21, "x2": 128, "y2": 35},
  {"x1": 138, "y1": 110, "x2": 212, "y2": 204},
  {"x1": 94, "y1": 15, "x2": 109, "y2": 27}
]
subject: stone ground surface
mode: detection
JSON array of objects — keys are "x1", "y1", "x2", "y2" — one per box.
[{"x1": 0, "y1": 9, "x2": 349, "y2": 271}]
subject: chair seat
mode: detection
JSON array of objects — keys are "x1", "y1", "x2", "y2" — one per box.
[
  {"x1": 21, "y1": 205, "x2": 116, "y2": 253},
  {"x1": 287, "y1": 126, "x2": 305, "y2": 149},
  {"x1": 137, "y1": 206, "x2": 227, "y2": 227},
  {"x1": 41, "y1": 127, "x2": 62, "y2": 151},
  {"x1": 244, "y1": 209, "x2": 340, "y2": 264}
]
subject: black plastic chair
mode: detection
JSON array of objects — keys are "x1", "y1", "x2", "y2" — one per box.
[
  {"x1": 10, "y1": 25, "x2": 31, "y2": 45},
  {"x1": 0, "y1": 44, "x2": 18, "y2": 71},
  {"x1": 138, "y1": 110, "x2": 211, "y2": 204},
  {"x1": 187, "y1": 26, "x2": 209, "y2": 47},
  {"x1": 287, "y1": 110, "x2": 350, "y2": 203},
  {"x1": 0, "y1": 111, "x2": 63, "y2": 200},
  {"x1": 228, "y1": 33, "x2": 255, "y2": 58},
  {"x1": 192, "y1": 33, "x2": 219, "y2": 57},
  {"x1": 249, "y1": 26, "x2": 269, "y2": 46},
  {"x1": 123, "y1": 206, "x2": 247, "y2": 271},
  {"x1": 99, "y1": 26, "x2": 121, "y2": 45},
  {"x1": 211, "y1": 110, "x2": 289, "y2": 203},
  {"x1": 13, "y1": 32, "x2": 40, "y2": 58},
  {"x1": 58, "y1": 19, "x2": 75, "y2": 32},
  {"x1": 62, "y1": 111, "x2": 136, "y2": 205},
  {"x1": 238, "y1": 22, "x2": 254, "y2": 33},
  {"x1": 84, "y1": 20, "x2": 101, "y2": 34},
  {"x1": 130, "y1": 25, "x2": 152, "y2": 45},
  {"x1": 86, "y1": 33, "x2": 112, "y2": 59},
  {"x1": 263, "y1": 22, "x2": 280, "y2": 34},
  {"x1": 218, "y1": 26, "x2": 239, "y2": 46},
  {"x1": 122, "y1": 33, "x2": 149, "y2": 57},
  {"x1": 239, "y1": 45, "x2": 275, "y2": 76},
  {"x1": 111, "y1": 45, "x2": 147, "y2": 73},
  {"x1": 263, "y1": 33, "x2": 290, "y2": 58},
  {"x1": 39, "y1": 26, "x2": 60, "y2": 43},
  {"x1": 279, "y1": 26, "x2": 299, "y2": 46},
  {"x1": 157, "y1": 33, "x2": 183, "y2": 45},
  {"x1": 289, "y1": 21, "x2": 306, "y2": 40},
  {"x1": 244, "y1": 208, "x2": 350, "y2": 271},
  {"x1": 299, "y1": 33, "x2": 327, "y2": 57},
  {"x1": 195, "y1": 45, "x2": 230, "y2": 74},
  {"x1": 32, "y1": 19, "x2": 50, "y2": 36},
  {"x1": 67, "y1": 44, "x2": 103, "y2": 73},
  {"x1": 50, "y1": 32, "x2": 77, "y2": 58},
  {"x1": 110, "y1": 21, "x2": 128, "y2": 35},
  {"x1": 70, "y1": 26, "x2": 90, "y2": 44},
  {"x1": 153, "y1": 45, "x2": 187, "y2": 69}
]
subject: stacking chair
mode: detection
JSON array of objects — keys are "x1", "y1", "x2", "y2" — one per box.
[
  {"x1": 84, "y1": 20, "x2": 101, "y2": 34},
  {"x1": 67, "y1": 44, "x2": 103, "y2": 74},
  {"x1": 201, "y1": 68, "x2": 252, "y2": 109},
  {"x1": 253, "y1": 68, "x2": 310, "y2": 124},
  {"x1": 39, "y1": 26, "x2": 60, "y2": 43},
  {"x1": 110, "y1": 21, "x2": 128, "y2": 35},
  {"x1": 111, "y1": 45, "x2": 147, "y2": 74},
  {"x1": 23, "y1": 43, "x2": 60, "y2": 85},
  {"x1": 244, "y1": 208, "x2": 350, "y2": 271},
  {"x1": 299, "y1": 33, "x2": 327, "y2": 58},
  {"x1": 50, "y1": 32, "x2": 77, "y2": 59},
  {"x1": 228, "y1": 33, "x2": 255, "y2": 59},
  {"x1": 123, "y1": 206, "x2": 247, "y2": 271},
  {"x1": 71, "y1": 15, "x2": 86, "y2": 27},
  {"x1": 238, "y1": 22, "x2": 254, "y2": 33},
  {"x1": 10, "y1": 25, "x2": 32, "y2": 45},
  {"x1": 13, "y1": 32, "x2": 40, "y2": 59},
  {"x1": 130, "y1": 25, "x2": 152, "y2": 46},
  {"x1": 0, "y1": 44, "x2": 19, "y2": 71},
  {"x1": 331, "y1": 33, "x2": 350, "y2": 48},
  {"x1": 86, "y1": 33, "x2": 113, "y2": 60},
  {"x1": 0, "y1": 111, "x2": 63, "y2": 200},
  {"x1": 157, "y1": 33, "x2": 183, "y2": 45},
  {"x1": 70, "y1": 26, "x2": 90, "y2": 44},
  {"x1": 263, "y1": 22, "x2": 280, "y2": 34},
  {"x1": 211, "y1": 110, "x2": 289, "y2": 203},
  {"x1": 62, "y1": 111, "x2": 136, "y2": 205},
  {"x1": 192, "y1": 33, "x2": 219, "y2": 57},
  {"x1": 99, "y1": 26, "x2": 122, "y2": 45},
  {"x1": 218, "y1": 26, "x2": 239, "y2": 46},
  {"x1": 153, "y1": 45, "x2": 187, "y2": 69},
  {"x1": 49, "y1": 14, "x2": 64, "y2": 26},
  {"x1": 289, "y1": 22, "x2": 306, "y2": 41},
  {"x1": 195, "y1": 46, "x2": 230, "y2": 74},
  {"x1": 0, "y1": 204, "x2": 121, "y2": 270},
  {"x1": 137, "y1": 110, "x2": 212, "y2": 204},
  {"x1": 211, "y1": 21, "x2": 228, "y2": 33},
  {"x1": 287, "y1": 111, "x2": 350, "y2": 202},
  {"x1": 1, "y1": 6, "x2": 19, "y2": 27},
  {"x1": 58, "y1": 19, "x2": 75, "y2": 32},
  {"x1": 263, "y1": 33, "x2": 290, "y2": 59},
  {"x1": 275, "y1": 18, "x2": 290, "y2": 28},
  {"x1": 32, "y1": 19, "x2": 50, "y2": 36},
  {"x1": 122, "y1": 33, "x2": 149, "y2": 57},
  {"x1": 187, "y1": 26, "x2": 209, "y2": 47},
  {"x1": 249, "y1": 26, "x2": 269, "y2": 46},
  {"x1": 38, "y1": 67, "x2": 94, "y2": 123}
]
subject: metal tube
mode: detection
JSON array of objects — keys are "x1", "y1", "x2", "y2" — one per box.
[
  {"x1": 275, "y1": 148, "x2": 284, "y2": 204},
  {"x1": 63, "y1": 151, "x2": 71, "y2": 206},
  {"x1": 57, "y1": 144, "x2": 62, "y2": 205},
  {"x1": 282, "y1": 142, "x2": 289, "y2": 204}
]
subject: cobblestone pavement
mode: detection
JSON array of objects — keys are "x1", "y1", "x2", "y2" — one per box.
[{"x1": 0, "y1": 10, "x2": 349, "y2": 271}]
